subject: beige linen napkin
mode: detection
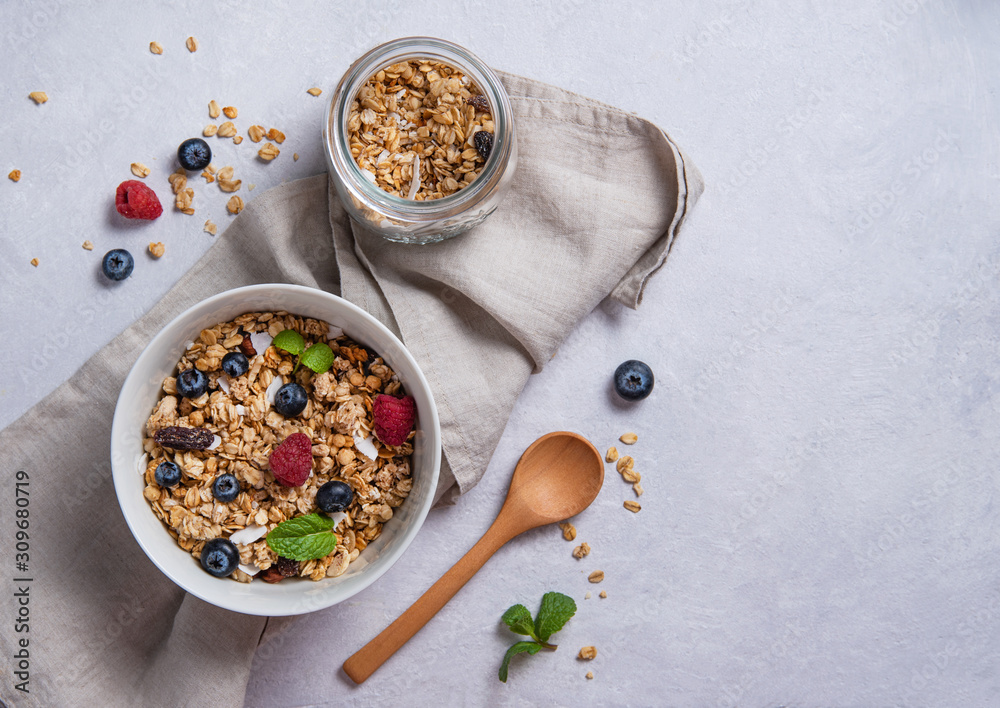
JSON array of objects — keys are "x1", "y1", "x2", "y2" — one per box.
[{"x1": 0, "y1": 72, "x2": 701, "y2": 708}]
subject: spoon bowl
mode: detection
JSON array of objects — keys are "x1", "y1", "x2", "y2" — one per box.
[{"x1": 343, "y1": 431, "x2": 605, "y2": 684}]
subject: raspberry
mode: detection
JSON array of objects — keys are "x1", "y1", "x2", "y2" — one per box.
[
  {"x1": 372, "y1": 394, "x2": 416, "y2": 446},
  {"x1": 269, "y1": 432, "x2": 313, "y2": 487},
  {"x1": 115, "y1": 180, "x2": 163, "y2": 220}
]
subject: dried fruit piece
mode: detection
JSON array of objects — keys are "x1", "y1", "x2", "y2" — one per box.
[
  {"x1": 259, "y1": 556, "x2": 299, "y2": 583},
  {"x1": 240, "y1": 334, "x2": 257, "y2": 358},
  {"x1": 115, "y1": 180, "x2": 163, "y2": 220},
  {"x1": 623, "y1": 500, "x2": 641, "y2": 513},
  {"x1": 130, "y1": 162, "x2": 150, "y2": 178},
  {"x1": 28, "y1": 91, "x2": 48, "y2": 104},
  {"x1": 153, "y1": 426, "x2": 215, "y2": 451},
  {"x1": 227, "y1": 195, "x2": 244, "y2": 214},
  {"x1": 148, "y1": 242, "x2": 165, "y2": 258},
  {"x1": 572, "y1": 542, "x2": 590, "y2": 559},
  {"x1": 474, "y1": 130, "x2": 494, "y2": 160},
  {"x1": 222, "y1": 106, "x2": 238, "y2": 119},
  {"x1": 578, "y1": 646, "x2": 597, "y2": 660},
  {"x1": 266, "y1": 128, "x2": 285, "y2": 144},
  {"x1": 620, "y1": 432, "x2": 638, "y2": 445},
  {"x1": 149, "y1": 41, "x2": 163, "y2": 55},
  {"x1": 186, "y1": 36, "x2": 198, "y2": 52},
  {"x1": 605, "y1": 446, "x2": 618, "y2": 463},
  {"x1": 307, "y1": 87, "x2": 322, "y2": 96},
  {"x1": 559, "y1": 522, "x2": 576, "y2": 541},
  {"x1": 257, "y1": 142, "x2": 280, "y2": 161},
  {"x1": 372, "y1": 394, "x2": 416, "y2": 446},
  {"x1": 269, "y1": 432, "x2": 313, "y2": 487},
  {"x1": 8, "y1": 169, "x2": 21, "y2": 182},
  {"x1": 466, "y1": 94, "x2": 490, "y2": 112}
]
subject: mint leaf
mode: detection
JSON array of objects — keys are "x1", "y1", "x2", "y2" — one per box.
[
  {"x1": 498, "y1": 641, "x2": 541, "y2": 683},
  {"x1": 265, "y1": 513, "x2": 337, "y2": 561},
  {"x1": 534, "y1": 592, "x2": 576, "y2": 643},
  {"x1": 300, "y1": 342, "x2": 335, "y2": 374},
  {"x1": 501, "y1": 604, "x2": 537, "y2": 638},
  {"x1": 272, "y1": 329, "x2": 305, "y2": 357}
]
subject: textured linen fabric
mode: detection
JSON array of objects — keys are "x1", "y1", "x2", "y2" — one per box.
[{"x1": 0, "y1": 72, "x2": 701, "y2": 708}]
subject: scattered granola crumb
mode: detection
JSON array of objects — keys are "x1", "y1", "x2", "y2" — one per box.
[
  {"x1": 217, "y1": 121, "x2": 237, "y2": 138},
  {"x1": 586, "y1": 671, "x2": 594, "y2": 680},
  {"x1": 605, "y1": 446, "x2": 618, "y2": 463},
  {"x1": 559, "y1": 522, "x2": 577, "y2": 541},
  {"x1": 293, "y1": 153, "x2": 299, "y2": 161},
  {"x1": 307, "y1": 87, "x2": 322, "y2": 96},
  {"x1": 30, "y1": 257, "x2": 39, "y2": 267},
  {"x1": 149, "y1": 41, "x2": 163, "y2": 55},
  {"x1": 8, "y1": 169, "x2": 21, "y2": 182},
  {"x1": 232, "y1": 135, "x2": 243, "y2": 145},
  {"x1": 578, "y1": 646, "x2": 597, "y2": 660},
  {"x1": 204, "y1": 220, "x2": 217, "y2": 235},
  {"x1": 168, "y1": 167, "x2": 187, "y2": 194},
  {"x1": 258, "y1": 143, "x2": 280, "y2": 161},
  {"x1": 208, "y1": 100, "x2": 221, "y2": 119},
  {"x1": 28, "y1": 91, "x2": 48, "y2": 104},
  {"x1": 584, "y1": 591, "x2": 592, "y2": 600},
  {"x1": 248, "y1": 125, "x2": 265, "y2": 143},
  {"x1": 227, "y1": 195, "x2": 244, "y2": 214},
  {"x1": 175, "y1": 185, "x2": 194, "y2": 214},
  {"x1": 203, "y1": 124, "x2": 218, "y2": 137},
  {"x1": 82, "y1": 240, "x2": 94, "y2": 251},
  {"x1": 186, "y1": 36, "x2": 198, "y2": 52},
  {"x1": 588, "y1": 570, "x2": 604, "y2": 583},
  {"x1": 130, "y1": 162, "x2": 150, "y2": 178},
  {"x1": 633, "y1": 482, "x2": 644, "y2": 497},
  {"x1": 572, "y1": 542, "x2": 591, "y2": 560},
  {"x1": 248, "y1": 184, "x2": 255, "y2": 191},
  {"x1": 623, "y1": 500, "x2": 641, "y2": 513},
  {"x1": 148, "y1": 242, "x2": 165, "y2": 258},
  {"x1": 222, "y1": 106, "x2": 238, "y2": 119},
  {"x1": 266, "y1": 128, "x2": 286, "y2": 144},
  {"x1": 599, "y1": 590, "x2": 607, "y2": 599},
  {"x1": 620, "y1": 432, "x2": 638, "y2": 445}
]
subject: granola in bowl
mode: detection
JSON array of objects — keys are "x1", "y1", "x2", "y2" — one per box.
[{"x1": 141, "y1": 310, "x2": 415, "y2": 583}]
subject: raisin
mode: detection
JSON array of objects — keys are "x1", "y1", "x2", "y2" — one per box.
[
  {"x1": 259, "y1": 556, "x2": 299, "y2": 583},
  {"x1": 153, "y1": 426, "x2": 215, "y2": 451},
  {"x1": 466, "y1": 94, "x2": 489, "y2": 113},
  {"x1": 474, "y1": 131, "x2": 494, "y2": 160},
  {"x1": 239, "y1": 333, "x2": 257, "y2": 358}
]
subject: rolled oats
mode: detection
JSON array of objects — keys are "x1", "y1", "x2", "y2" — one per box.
[
  {"x1": 186, "y1": 36, "x2": 198, "y2": 52},
  {"x1": 203, "y1": 124, "x2": 219, "y2": 137},
  {"x1": 258, "y1": 143, "x2": 280, "y2": 161},
  {"x1": 307, "y1": 87, "x2": 322, "y2": 96},
  {"x1": 217, "y1": 121, "x2": 237, "y2": 138},
  {"x1": 572, "y1": 542, "x2": 590, "y2": 559},
  {"x1": 605, "y1": 446, "x2": 618, "y2": 463},
  {"x1": 28, "y1": 91, "x2": 48, "y2": 104},
  {"x1": 620, "y1": 432, "x2": 638, "y2": 445},
  {"x1": 8, "y1": 169, "x2": 21, "y2": 182},
  {"x1": 293, "y1": 153, "x2": 299, "y2": 161},
  {"x1": 150, "y1": 41, "x2": 163, "y2": 55},
  {"x1": 148, "y1": 242, "x2": 165, "y2": 258},
  {"x1": 633, "y1": 482, "x2": 643, "y2": 497},
  {"x1": 223, "y1": 106, "x2": 238, "y2": 119},
  {"x1": 578, "y1": 646, "x2": 597, "y2": 660},
  {"x1": 204, "y1": 220, "x2": 218, "y2": 235},
  {"x1": 588, "y1": 570, "x2": 604, "y2": 583},
  {"x1": 266, "y1": 128, "x2": 286, "y2": 144},
  {"x1": 142, "y1": 311, "x2": 415, "y2": 583},
  {"x1": 233, "y1": 135, "x2": 243, "y2": 145},
  {"x1": 209, "y1": 100, "x2": 221, "y2": 119},
  {"x1": 130, "y1": 162, "x2": 151, "y2": 178},
  {"x1": 558, "y1": 522, "x2": 576, "y2": 541},
  {"x1": 82, "y1": 240, "x2": 94, "y2": 250},
  {"x1": 227, "y1": 195, "x2": 244, "y2": 214},
  {"x1": 623, "y1": 500, "x2": 641, "y2": 513},
  {"x1": 248, "y1": 125, "x2": 266, "y2": 143}
]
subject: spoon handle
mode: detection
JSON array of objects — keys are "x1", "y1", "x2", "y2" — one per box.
[{"x1": 343, "y1": 518, "x2": 514, "y2": 684}]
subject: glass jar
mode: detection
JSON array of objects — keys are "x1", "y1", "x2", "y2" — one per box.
[{"x1": 324, "y1": 37, "x2": 517, "y2": 245}]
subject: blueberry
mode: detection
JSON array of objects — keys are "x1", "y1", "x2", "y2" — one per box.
[
  {"x1": 177, "y1": 138, "x2": 212, "y2": 171},
  {"x1": 221, "y1": 351, "x2": 249, "y2": 378},
  {"x1": 199, "y1": 538, "x2": 239, "y2": 578},
  {"x1": 274, "y1": 382, "x2": 308, "y2": 417},
  {"x1": 613, "y1": 360, "x2": 654, "y2": 401},
  {"x1": 102, "y1": 249, "x2": 134, "y2": 281},
  {"x1": 316, "y1": 480, "x2": 354, "y2": 514},
  {"x1": 212, "y1": 473, "x2": 240, "y2": 502},
  {"x1": 154, "y1": 460, "x2": 181, "y2": 487},
  {"x1": 176, "y1": 368, "x2": 208, "y2": 398}
]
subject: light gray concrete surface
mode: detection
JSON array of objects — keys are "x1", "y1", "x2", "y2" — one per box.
[{"x1": 2, "y1": 1, "x2": 999, "y2": 706}]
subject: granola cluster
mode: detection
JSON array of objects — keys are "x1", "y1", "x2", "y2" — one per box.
[
  {"x1": 141, "y1": 311, "x2": 415, "y2": 583},
  {"x1": 348, "y1": 59, "x2": 495, "y2": 200}
]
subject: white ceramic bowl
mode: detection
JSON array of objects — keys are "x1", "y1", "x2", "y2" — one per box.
[{"x1": 111, "y1": 284, "x2": 440, "y2": 616}]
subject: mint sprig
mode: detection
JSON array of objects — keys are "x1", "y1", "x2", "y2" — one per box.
[
  {"x1": 265, "y1": 512, "x2": 338, "y2": 561},
  {"x1": 498, "y1": 592, "x2": 576, "y2": 682},
  {"x1": 272, "y1": 329, "x2": 336, "y2": 375}
]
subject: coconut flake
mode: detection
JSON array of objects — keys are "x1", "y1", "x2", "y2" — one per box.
[
  {"x1": 185, "y1": 340, "x2": 195, "y2": 350},
  {"x1": 230, "y1": 524, "x2": 268, "y2": 545},
  {"x1": 406, "y1": 155, "x2": 420, "y2": 200},
  {"x1": 217, "y1": 373, "x2": 231, "y2": 394},
  {"x1": 361, "y1": 169, "x2": 377, "y2": 185},
  {"x1": 265, "y1": 374, "x2": 284, "y2": 406},
  {"x1": 206, "y1": 434, "x2": 222, "y2": 450},
  {"x1": 135, "y1": 452, "x2": 148, "y2": 475},
  {"x1": 249, "y1": 332, "x2": 273, "y2": 357},
  {"x1": 377, "y1": 149, "x2": 390, "y2": 165},
  {"x1": 238, "y1": 563, "x2": 261, "y2": 577},
  {"x1": 354, "y1": 434, "x2": 379, "y2": 461},
  {"x1": 328, "y1": 511, "x2": 349, "y2": 529},
  {"x1": 235, "y1": 404, "x2": 246, "y2": 416},
  {"x1": 327, "y1": 323, "x2": 344, "y2": 340}
]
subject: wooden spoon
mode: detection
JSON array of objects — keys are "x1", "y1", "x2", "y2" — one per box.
[{"x1": 342, "y1": 431, "x2": 605, "y2": 684}]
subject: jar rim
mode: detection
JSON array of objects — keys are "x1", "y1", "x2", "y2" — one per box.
[{"x1": 324, "y1": 37, "x2": 514, "y2": 221}]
